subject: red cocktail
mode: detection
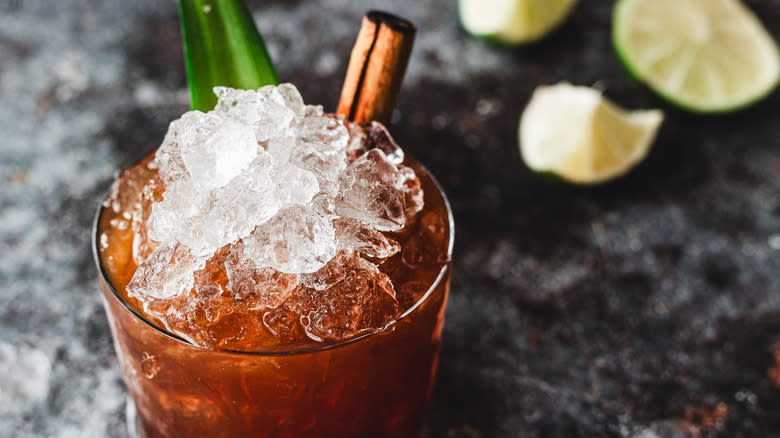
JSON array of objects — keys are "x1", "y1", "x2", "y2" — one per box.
[{"x1": 94, "y1": 84, "x2": 453, "y2": 437}]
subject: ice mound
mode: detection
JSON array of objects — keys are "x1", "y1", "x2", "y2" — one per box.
[{"x1": 126, "y1": 84, "x2": 424, "y2": 334}]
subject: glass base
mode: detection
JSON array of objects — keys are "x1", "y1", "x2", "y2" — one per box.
[
  {"x1": 126, "y1": 396, "x2": 140, "y2": 438},
  {"x1": 124, "y1": 393, "x2": 429, "y2": 438}
]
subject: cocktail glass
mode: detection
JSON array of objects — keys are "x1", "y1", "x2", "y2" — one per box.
[{"x1": 93, "y1": 156, "x2": 454, "y2": 438}]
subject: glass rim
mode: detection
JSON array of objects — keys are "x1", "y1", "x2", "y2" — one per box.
[{"x1": 92, "y1": 159, "x2": 455, "y2": 357}]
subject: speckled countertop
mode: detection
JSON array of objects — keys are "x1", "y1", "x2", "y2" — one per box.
[{"x1": 1, "y1": 0, "x2": 779, "y2": 437}]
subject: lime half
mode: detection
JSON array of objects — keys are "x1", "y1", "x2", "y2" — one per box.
[
  {"x1": 519, "y1": 83, "x2": 664, "y2": 185},
  {"x1": 613, "y1": 0, "x2": 780, "y2": 113},
  {"x1": 459, "y1": 0, "x2": 578, "y2": 45}
]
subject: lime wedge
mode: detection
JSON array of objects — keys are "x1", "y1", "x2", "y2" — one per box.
[
  {"x1": 613, "y1": 0, "x2": 780, "y2": 113},
  {"x1": 458, "y1": 0, "x2": 578, "y2": 45},
  {"x1": 519, "y1": 83, "x2": 664, "y2": 185}
]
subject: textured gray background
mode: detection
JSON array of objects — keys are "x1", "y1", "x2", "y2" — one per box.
[{"x1": 1, "y1": 0, "x2": 779, "y2": 436}]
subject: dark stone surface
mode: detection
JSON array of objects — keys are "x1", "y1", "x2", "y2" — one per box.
[{"x1": 1, "y1": 0, "x2": 779, "y2": 437}]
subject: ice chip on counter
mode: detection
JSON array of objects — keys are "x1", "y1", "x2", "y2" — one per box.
[{"x1": 0, "y1": 342, "x2": 51, "y2": 416}]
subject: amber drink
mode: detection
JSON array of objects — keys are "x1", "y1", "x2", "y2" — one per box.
[{"x1": 94, "y1": 84, "x2": 453, "y2": 438}]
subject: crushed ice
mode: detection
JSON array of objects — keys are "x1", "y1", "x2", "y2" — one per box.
[{"x1": 127, "y1": 84, "x2": 422, "y2": 307}]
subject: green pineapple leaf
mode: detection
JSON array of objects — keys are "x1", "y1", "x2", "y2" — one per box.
[{"x1": 179, "y1": 0, "x2": 279, "y2": 111}]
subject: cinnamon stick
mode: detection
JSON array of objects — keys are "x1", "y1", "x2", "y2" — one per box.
[{"x1": 337, "y1": 11, "x2": 416, "y2": 125}]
